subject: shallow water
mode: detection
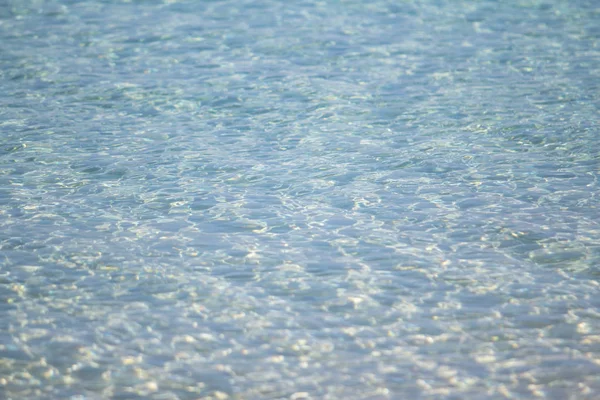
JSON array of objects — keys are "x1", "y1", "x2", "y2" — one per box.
[{"x1": 1, "y1": 0, "x2": 599, "y2": 399}]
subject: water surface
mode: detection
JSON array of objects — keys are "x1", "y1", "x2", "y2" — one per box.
[{"x1": 1, "y1": 0, "x2": 600, "y2": 399}]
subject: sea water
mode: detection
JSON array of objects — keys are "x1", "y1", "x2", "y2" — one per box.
[{"x1": 1, "y1": 0, "x2": 599, "y2": 398}]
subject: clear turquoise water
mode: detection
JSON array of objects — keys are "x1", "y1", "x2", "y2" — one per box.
[{"x1": 1, "y1": 0, "x2": 599, "y2": 399}]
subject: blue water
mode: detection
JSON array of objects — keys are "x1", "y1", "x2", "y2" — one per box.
[{"x1": 1, "y1": 0, "x2": 599, "y2": 399}]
